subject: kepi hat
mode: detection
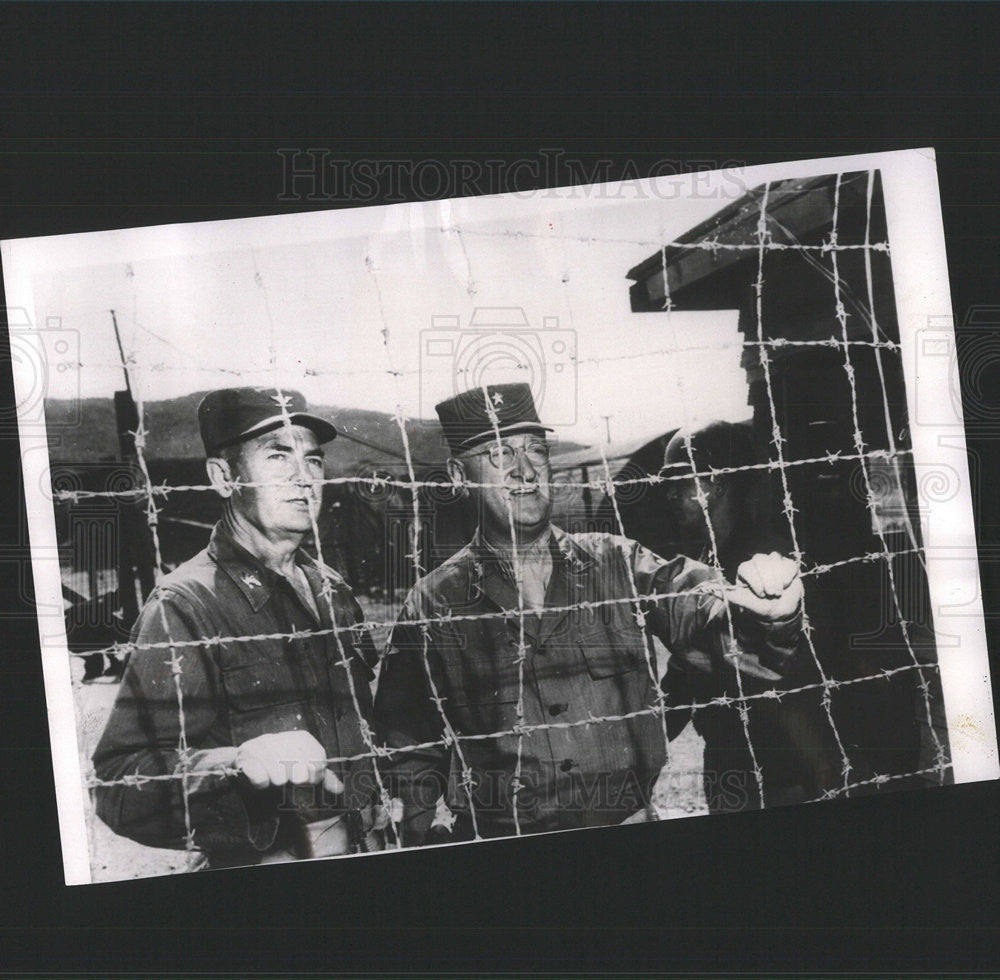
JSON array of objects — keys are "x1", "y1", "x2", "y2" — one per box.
[{"x1": 435, "y1": 382, "x2": 552, "y2": 455}]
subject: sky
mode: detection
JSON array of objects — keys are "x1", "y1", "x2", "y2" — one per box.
[{"x1": 22, "y1": 175, "x2": 754, "y2": 448}]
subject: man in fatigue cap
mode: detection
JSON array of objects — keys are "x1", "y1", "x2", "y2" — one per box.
[
  {"x1": 94, "y1": 386, "x2": 388, "y2": 868},
  {"x1": 374, "y1": 383, "x2": 806, "y2": 844}
]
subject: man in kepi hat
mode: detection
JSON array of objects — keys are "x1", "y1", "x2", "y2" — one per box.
[
  {"x1": 373, "y1": 383, "x2": 807, "y2": 844},
  {"x1": 93, "y1": 387, "x2": 388, "y2": 868}
]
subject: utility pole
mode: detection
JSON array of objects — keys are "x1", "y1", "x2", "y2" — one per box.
[
  {"x1": 600, "y1": 414, "x2": 613, "y2": 444},
  {"x1": 110, "y1": 309, "x2": 132, "y2": 397},
  {"x1": 109, "y1": 310, "x2": 155, "y2": 623}
]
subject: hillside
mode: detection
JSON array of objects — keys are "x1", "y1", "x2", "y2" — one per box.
[
  {"x1": 44, "y1": 393, "x2": 585, "y2": 475},
  {"x1": 44, "y1": 393, "x2": 452, "y2": 475}
]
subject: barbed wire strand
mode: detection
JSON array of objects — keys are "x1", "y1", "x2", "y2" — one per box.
[
  {"x1": 861, "y1": 170, "x2": 927, "y2": 567},
  {"x1": 446, "y1": 226, "x2": 890, "y2": 254},
  {"x1": 658, "y1": 250, "x2": 765, "y2": 803},
  {"x1": 68, "y1": 336, "x2": 902, "y2": 383},
  {"x1": 260, "y1": 255, "x2": 404, "y2": 850},
  {"x1": 368, "y1": 244, "x2": 483, "y2": 842},
  {"x1": 752, "y1": 181, "x2": 854, "y2": 794},
  {"x1": 51, "y1": 445, "x2": 916, "y2": 503},
  {"x1": 829, "y1": 174, "x2": 948, "y2": 782},
  {"x1": 127, "y1": 301, "x2": 203, "y2": 869},
  {"x1": 65, "y1": 545, "x2": 928, "y2": 664},
  {"x1": 819, "y1": 764, "x2": 948, "y2": 799},
  {"x1": 82, "y1": 659, "x2": 945, "y2": 787},
  {"x1": 481, "y1": 386, "x2": 530, "y2": 836},
  {"x1": 597, "y1": 438, "x2": 675, "y2": 800}
]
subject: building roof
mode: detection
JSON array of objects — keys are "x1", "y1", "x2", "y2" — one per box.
[{"x1": 626, "y1": 171, "x2": 872, "y2": 310}]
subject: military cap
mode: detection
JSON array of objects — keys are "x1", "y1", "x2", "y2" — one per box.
[
  {"x1": 662, "y1": 420, "x2": 754, "y2": 473},
  {"x1": 197, "y1": 386, "x2": 337, "y2": 456},
  {"x1": 435, "y1": 382, "x2": 552, "y2": 455}
]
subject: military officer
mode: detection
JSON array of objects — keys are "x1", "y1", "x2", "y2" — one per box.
[
  {"x1": 93, "y1": 387, "x2": 387, "y2": 868},
  {"x1": 373, "y1": 384, "x2": 805, "y2": 844}
]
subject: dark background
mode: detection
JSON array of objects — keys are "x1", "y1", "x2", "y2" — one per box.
[{"x1": 1, "y1": 3, "x2": 998, "y2": 976}]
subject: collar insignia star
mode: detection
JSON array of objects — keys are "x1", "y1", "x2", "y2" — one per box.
[{"x1": 491, "y1": 391, "x2": 504, "y2": 406}]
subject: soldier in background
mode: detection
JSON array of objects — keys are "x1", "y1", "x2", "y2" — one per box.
[{"x1": 660, "y1": 420, "x2": 842, "y2": 811}]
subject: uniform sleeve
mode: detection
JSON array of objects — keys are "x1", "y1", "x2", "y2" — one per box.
[
  {"x1": 372, "y1": 598, "x2": 450, "y2": 846},
  {"x1": 626, "y1": 540, "x2": 803, "y2": 691},
  {"x1": 91, "y1": 589, "x2": 280, "y2": 858},
  {"x1": 627, "y1": 541, "x2": 724, "y2": 651}
]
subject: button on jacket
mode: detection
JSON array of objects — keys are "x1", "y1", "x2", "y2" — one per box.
[
  {"x1": 92, "y1": 523, "x2": 378, "y2": 866},
  {"x1": 373, "y1": 527, "x2": 801, "y2": 843}
]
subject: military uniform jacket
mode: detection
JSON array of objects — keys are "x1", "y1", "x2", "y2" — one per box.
[
  {"x1": 92, "y1": 523, "x2": 378, "y2": 866},
  {"x1": 373, "y1": 527, "x2": 800, "y2": 842}
]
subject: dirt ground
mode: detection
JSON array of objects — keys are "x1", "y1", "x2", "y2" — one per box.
[{"x1": 74, "y1": 599, "x2": 707, "y2": 882}]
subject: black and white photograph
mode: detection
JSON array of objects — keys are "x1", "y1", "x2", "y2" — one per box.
[{"x1": 3, "y1": 148, "x2": 995, "y2": 886}]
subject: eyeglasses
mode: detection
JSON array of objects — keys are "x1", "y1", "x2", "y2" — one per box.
[{"x1": 463, "y1": 442, "x2": 551, "y2": 470}]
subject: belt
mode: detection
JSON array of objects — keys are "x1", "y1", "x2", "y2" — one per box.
[{"x1": 257, "y1": 808, "x2": 385, "y2": 864}]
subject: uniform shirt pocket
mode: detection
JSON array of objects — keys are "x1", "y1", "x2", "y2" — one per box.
[
  {"x1": 576, "y1": 628, "x2": 645, "y2": 680},
  {"x1": 437, "y1": 646, "x2": 523, "y2": 738},
  {"x1": 220, "y1": 656, "x2": 315, "y2": 715}
]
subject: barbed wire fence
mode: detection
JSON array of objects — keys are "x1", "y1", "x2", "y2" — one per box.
[{"x1": 58, "y1": 169, "x2": 952, "y2": 875}]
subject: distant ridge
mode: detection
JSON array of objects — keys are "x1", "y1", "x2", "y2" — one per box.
[
  {"x1": 44, "y1": 393, "x2": 450, "y2": 475},
  {"x1": 43, "y1": 393, "x2": 585, "y2": 475}
]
